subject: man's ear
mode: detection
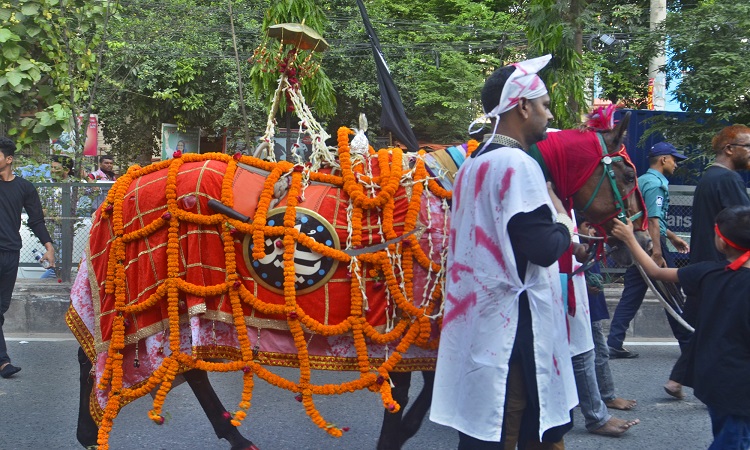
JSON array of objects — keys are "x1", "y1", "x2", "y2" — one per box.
[
  {"x1": 716, "y1": 238, "x2": 729, "y2": 255},
  {"x1": 517, "y1": 98, "x2": 530, "y2": 119}
]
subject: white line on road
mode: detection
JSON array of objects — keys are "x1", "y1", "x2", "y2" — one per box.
[{"x1": 6, "y1": 336, "x2": 76, "y2": 342}]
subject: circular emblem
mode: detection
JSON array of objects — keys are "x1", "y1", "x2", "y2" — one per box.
[
  {"x1": 243, "y1": 207, "x2": 339, "y2": 295},
  {"x1": 602, "y1": 156, "x2": 612, "y2": 165}
]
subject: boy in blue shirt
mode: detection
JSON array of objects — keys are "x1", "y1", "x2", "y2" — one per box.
[{"x1": 612, "y1": 205, "x2": 750, "y2": 450}]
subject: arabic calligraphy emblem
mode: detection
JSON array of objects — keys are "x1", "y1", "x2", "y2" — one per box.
[{"x1": 243, "y1": 207, "x2": 340, "y2": 294}]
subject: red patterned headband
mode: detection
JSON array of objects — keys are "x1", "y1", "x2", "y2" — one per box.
[{"x1": 714, "y1": 224, "x2": 750, "y2": 270}]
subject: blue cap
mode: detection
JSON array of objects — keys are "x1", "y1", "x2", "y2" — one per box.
[{"x1": 649, "y1": 142, "x2": 687, "y2": 161}]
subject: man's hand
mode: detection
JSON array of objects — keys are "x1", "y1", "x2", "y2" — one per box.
[
  {"x1": 573, "y1": 242, "x2": 590, "y2": 263},
  {"x1": 669, "y1": 235, "x2": 690, "y2": 254},
  {"x1": 651, "y1": 252, "x2": 666, "y2": 268},
  {"x1": 42, "y1": 244, "x2": 56, "y2": 268},
  {"x1": 587, "y1": 284, "x2": 601, "y2": 296}
]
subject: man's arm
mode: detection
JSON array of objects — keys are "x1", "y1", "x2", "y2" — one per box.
[
  {"x1": 647, "y1": 217, "x2": 666, "y2": 267},
  {"x1": 23, "y1": 184, "x2": 55, "y2": 266},
  {"x1": 508, "y1": 206, "x2": 571, "y2": 267}
]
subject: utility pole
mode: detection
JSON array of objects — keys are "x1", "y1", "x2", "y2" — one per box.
[{"x1": 648, "y1": 0, "x2": 667, "y2": 110}]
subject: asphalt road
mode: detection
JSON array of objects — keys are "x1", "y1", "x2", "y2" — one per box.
[{"x1": 0, "y1": 335, "x2": 712, "y2": 450}]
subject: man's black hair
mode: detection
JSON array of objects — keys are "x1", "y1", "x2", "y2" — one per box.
[
  {"x1": 99, "y1": 155, "x2": 114, "y2": 163},
  {"x1": 716, "y1": 205, "x2": 750, "y2": 249},
  {"x1": 480, "y1": 65, "x2": 516, "y2": 114},
  {"x1": 51, "y1": 154, "x2": 74, "y2": 171},
  {"x1": 0, "y1": 136, "x2": 16, "y2": 158}
]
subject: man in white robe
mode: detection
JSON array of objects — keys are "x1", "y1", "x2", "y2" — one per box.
[{"x1": 430, "y1": 55, "x2": 578, "y2": 449}]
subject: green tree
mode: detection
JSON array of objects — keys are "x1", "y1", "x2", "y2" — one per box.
[
  {"x1": 584, "y1": 0, "x2": 651, "y2": 107},
  {"x1": 95, "y1": 0, "x2": 268, "y2": 165},
  {"x1": 527, "y1": 0, "x2": 588, "y2": 129},
  {"x1": 327, "y1": 0, "x2": 520, "y2": 142},
  {"x1": 642, "y1": 0, "x2": 750, "y2": 154},
  {"x1": 0, "y1": 0, "x2": 115, "y2": 157}
]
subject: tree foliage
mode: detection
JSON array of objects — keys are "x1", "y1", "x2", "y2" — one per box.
[
  {"x1": 328, "y1": 0, "x2": 518, "y2": 142},
  {"x1": 585, "y1": 0, "x2": 651, "y2": 107},
  {"x1": 2, "y1": 0, "x2": 748, "y2": 167},
  {"x1": 0, "y1": 0, "x2": 114, "y2": 147},
  {"x1": 95, "y1": 0, "x2": 269, "y2": 165},
  {"x1": 642, "y1": 0, "x2": 750, "y2": 154},
  {"x1": 527, "y1": 0, "x2": 587, "y2": 129}
]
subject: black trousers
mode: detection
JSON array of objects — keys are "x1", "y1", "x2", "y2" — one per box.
[{"x1": 0, "y1": 250, "x2": 20, "y2": 366}]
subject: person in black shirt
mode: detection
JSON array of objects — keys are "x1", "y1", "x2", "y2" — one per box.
[
  {"x1": 612, "y1": 206, "x2": 750, "y2": 450},
  {"x1": 0, "y1": 137, "x2": 55, "y2": 378},
  {"x1": 664, "y1": 125, "x2": 750, "y2": 400},
  {"x1": 690, "y1": 125, "x2": 750, "y2": 264}
]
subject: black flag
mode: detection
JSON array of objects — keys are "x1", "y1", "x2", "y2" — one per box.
[{"x1": 356, "y1": 0, "x2": 419, "y2": 152}]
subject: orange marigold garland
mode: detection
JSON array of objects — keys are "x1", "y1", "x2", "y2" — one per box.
[{"x1": 92, "y1": 129, "x2": 462, "y2": 445}]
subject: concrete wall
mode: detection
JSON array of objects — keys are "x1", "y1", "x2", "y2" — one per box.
[{"x1": 7, "y1": 280, "x2": 72, "y2": 334}]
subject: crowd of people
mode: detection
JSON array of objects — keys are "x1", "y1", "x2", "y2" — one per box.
[
  {"x1": 0, "y1": 55, "x2": 748, "y2": 449},
  {"x1": 430, "y1": 56, "x2": 750, "y2": 450}
]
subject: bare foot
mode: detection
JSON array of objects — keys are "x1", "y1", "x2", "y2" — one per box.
[
  {"x1": 606, "y1": 397, "x2": 637, "y2": 410},
  {"x1": 664, "y1": 380, "x2": 685, "y2": 399},
  {"x1": 590, "y1": 417, "x2": 640, "y2": 437}
]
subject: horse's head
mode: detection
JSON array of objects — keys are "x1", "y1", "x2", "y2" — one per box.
[
  {"x1": 571, "y1": 112, "x2": 651, "y2": 265},
  {"x1": 533, "y1": 111, "x2": 650, "y2": 267}
]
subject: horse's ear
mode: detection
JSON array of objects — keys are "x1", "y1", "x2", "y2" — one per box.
[{"x1": 612, "y1": 111, "x2": 631, "y2": 146}]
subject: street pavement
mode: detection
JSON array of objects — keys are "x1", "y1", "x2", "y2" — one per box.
[{"x1": 1, "y1": 334, "x2": 712, "y2": 450}]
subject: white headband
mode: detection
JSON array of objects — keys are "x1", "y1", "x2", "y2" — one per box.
[{"x1": 468, "y1": 54, "x2": 552, "y2": 136}]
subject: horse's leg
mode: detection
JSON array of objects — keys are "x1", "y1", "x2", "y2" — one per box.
[
  {"x1": 377, "y1": 371, "x2": 411, "y2": 450},
  {"x1": 398, "y1": 370, "x2": 435, "y2": 447},
  {"x1": 76, "y1": 347, "x2": 98, "y2": 448},
  {"x1": 183, "y1": 369, "x2": 257, "y2": 450}
]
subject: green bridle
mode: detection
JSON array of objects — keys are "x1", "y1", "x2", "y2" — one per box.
[{"x1": 580, "y1": 133, "x2": 644, "y2": 226}]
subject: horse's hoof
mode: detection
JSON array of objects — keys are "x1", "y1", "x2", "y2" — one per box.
[{"x1": 230, "y1": 441, "x2": 259, "y2": 450}]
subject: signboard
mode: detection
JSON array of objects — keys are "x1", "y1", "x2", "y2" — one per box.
[
  {"x1": 81, "y1": 115, "x2": 98, "y2": 156},
  {"x1": 161, "y1": 124, "x2": 200, "y2": 160},
  {"x1": 50, "y1": 115, "x2": 99, "y2": 158},
  {"x1": 647, "y1": 78, "x2": 654, "y2": 111}
]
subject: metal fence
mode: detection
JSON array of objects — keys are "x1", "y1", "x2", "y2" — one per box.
[
  {"x1": 17, "y1": 183, "x2": 748, "y2": 282},
  {"x1": 19, "y1": 182, "x2": 112, "y2": 282}
]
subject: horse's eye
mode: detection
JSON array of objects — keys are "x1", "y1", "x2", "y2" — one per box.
[{"x1": 624, "y1": 173, "x2": 636, "y2": 183}]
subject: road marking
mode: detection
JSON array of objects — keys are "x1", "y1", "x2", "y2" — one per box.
[{"x1": 6, "y1": 336, "x2": 77, "y2": 342}]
